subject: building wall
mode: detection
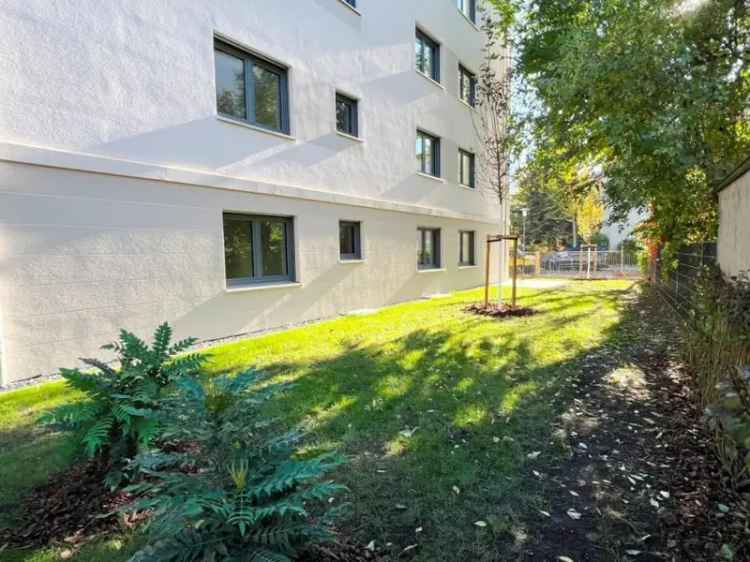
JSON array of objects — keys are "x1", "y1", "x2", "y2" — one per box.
[
  {"x1": 0, "y1": 0, "x2": 507, "y2": 384},
  {"x1": 718, "y1": 171, "x2": 750, "y2": 278}
]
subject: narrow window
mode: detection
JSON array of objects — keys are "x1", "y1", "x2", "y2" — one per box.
[
  {"x1": 459, "y1": 231, "x2": 476, "y2": 266},
  {"x1": 459, "y1": 149, "x2": 476, "y2": 188},
  {"x1": 417, "y1": 130, "x2": 441, "y2": 177},
  {"x1": 223, "y1": 213, "x2": 295, "y2": 286},
  {"x1": 457, "y1": 0, "x2": 477, "y2": 23},
  {"x1": 336, "y1": 93, "x2": 359, "y2": 137},
  {"x1": 418, "y1": 228, "x2": 441, "y2": 269},
  {"x1": 344, "y1": 0, "x2": 356, "y2": 6},
  {"x1": 339, "y1": 221, "x2": 362, "y2": 260},
  {"x1": 459, "y1": 65, "x2": 477, "y2": 106},
  {"x1": 415, "y1": 30, "x2": 440, "y2": 82},
  {"x1": 214, "y1": 38, "x2": 290, "y2": 134}
]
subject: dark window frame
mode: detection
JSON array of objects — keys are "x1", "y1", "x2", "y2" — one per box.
[
  {"x1": 415, "y1": 29, "x2": 440, "y2": 82},
  {"x1": 336, "y1": 93, "x2": 359, "y2": 137},
  {"x1": 459, "y1": 230, "x2": 476, "y2": 266},
  {"x1": 459, "y1": 64, "x2": 477, "y2": 107},
  {"x1": 459, "y1": 149, "x2": 476, "y2": 188},
  {"x1": 457, "y1": 0, "x2": 477, "y2": 23},
  {"x1": 339, "y1": 220, "x2": 362, "y2": 261},
  {"x1": 417, "y1": 130, "x2": 441, "y2": 177},
  {"x1": 418, "y1": 227, "x2": 442, "y2": 270},
  {"x1": 343, "y1": 0, "x2": 357, "y2": 7},
  {"x1": 214, "y1": 38, "x2": 291, "y2": 135},
  {"x1": 223, "y1": 213, "x2": 296, "y2": 286}
]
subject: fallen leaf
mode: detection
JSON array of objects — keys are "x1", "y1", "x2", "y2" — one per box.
[
  {"x1": 527, "y1": 451, "x2": 541, "y2": 460},
  {"x1": 366, "y1": 541, "x2": 375, "y2": 551},
  {"x1": 474, "y1": 521, "x2": 488, "y2": 527},
  {"x1": 566, "y1": 508, "x2": 582, "y2": 520}
]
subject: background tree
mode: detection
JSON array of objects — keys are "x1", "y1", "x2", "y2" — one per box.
[{"x1": 575, "y1": 189, "x2": 606, "y2": 245}]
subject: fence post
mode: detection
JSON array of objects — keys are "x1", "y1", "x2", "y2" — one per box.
[
  {"x1": 620, "y1": 247, "x2": 625, "y2": 275},
  {"x1": 535, "y1": 251, "x2": 542, "y2": 276},
  {"x1": 586, "y1": 246, "x2": 592, "y2": 280}
]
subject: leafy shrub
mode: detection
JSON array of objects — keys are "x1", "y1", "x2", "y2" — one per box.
[
  {"x1": 41, "y1": 323, "x2": 205, "y2": 485},
  {"x1": 126, "y1": 370, "x2": 347, "y2": 562}
]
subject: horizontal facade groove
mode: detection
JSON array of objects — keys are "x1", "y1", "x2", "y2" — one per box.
[{"x1": 0, "y1": 142, "x2": 500, "y2": 226}]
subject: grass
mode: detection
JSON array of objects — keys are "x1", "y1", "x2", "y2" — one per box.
[{"x1": 0, "y1": 280, "x2": 637, "y2": 561}]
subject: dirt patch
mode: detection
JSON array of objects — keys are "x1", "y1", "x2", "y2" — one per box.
[
  {"x1": 465, "y1": 303, "x2": 538, "y2": 318},
  {"x1": 301, "y1": 536, "x2": 389, "y2": 562},
  {"x1": 521, "y1": 289, "x2": 750, "y2": 561},
  {"x1": 0, "y1": 459, "x2": 137, "y2": 550}
]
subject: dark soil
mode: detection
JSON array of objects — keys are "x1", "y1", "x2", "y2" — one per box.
[
  {"x1": 465, "y1": 303, "x2": 538, "y2": 318},
  {"x1": 0, "y1": 459, "x2": 137, "y2": 550},
  {"x1": 300, "y1": 536, "x2": 389, "y2": 562},
  {"x1": 521, "y1": 287, "x2": 750, "y2": 561}
]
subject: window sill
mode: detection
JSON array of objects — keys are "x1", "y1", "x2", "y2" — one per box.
[
  {"x1": 217, "y1": 115, "x2": 296, "y2": 142},
  {"x1": 417, "y1": 268, "x2": 446, "y2": 274},
  {"x1": 458, "y1": 264, "x2": 479, "y2": 270},
  {"x1": 457, "y1": 9, "x2": 480, "y2": 31},
  {"x1": 336, "y1": 0, "x2": 361, "y2": 15},
  {"x1": 225, "y1": 282, "x2": 302, "y2": 293},
  {"x1": 339, "y1": 258, "x2": 366, "y2": 264},
  {"x1": 458, "y1": 98, "x2": 477, "y2": 111},
  {"x1": 459, "y1": 183, "x2": 477, "y2": 191},
  {"x1": 417, "y1": 172, "x2": 445, "y2": 183},
  {"x1": 336, "y1": 131, "x2": 364, "y2": 143},
  {"x1": 415, "y1": 70, "x2": 445, "y2": 90}
]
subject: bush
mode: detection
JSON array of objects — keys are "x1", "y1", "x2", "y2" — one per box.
[
  {"x1": 41, "y1": 323, "x2": 205, "y2": 487},
  {"x1": 125, "y1": 370, "x2": 348, "y2": 562}
]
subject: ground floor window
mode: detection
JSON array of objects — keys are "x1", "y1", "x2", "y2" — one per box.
[
  {"x1": 418, "y1": 227, "x2": 441, "y2": 269},
  {"x1": 223, "y1": 213, "x2": 295, "y2": 286},
  {"x1": 459, "y1": 230, "x2": 476, "y2": 266},
  {"x1": 339, "y1": 221, "x2": 362, "y2": 260}
]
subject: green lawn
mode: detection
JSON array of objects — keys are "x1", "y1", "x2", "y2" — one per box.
[{"x1": 0, "y1": 280, "x2": 636, "y2": 561}]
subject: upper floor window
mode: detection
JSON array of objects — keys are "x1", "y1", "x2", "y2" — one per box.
[
  {"x1": 214, "y1": 38, "x2": 290, "y2": 135},
  {"x1": 459, "y1": 149, "x2": 476, "y2": 188},
  {"x1": 223, "y1": 213, "x2": 295, "y2": 286},
  {"x1": 343, "y1": 0, "x2": 356, "y2": 7},
  {"x1": 336, "y1": 93, "x2": 359, "y2": 137},
  {"x1": 415, "y1": 30, "x2": 440, "y2": 82},
  {"x1": 417, "y1": 130, "x2": 441, "y2": 177},
  {"x1": 459, "y1": 65, "x2": 477, "y2": 106},
  {"x1": 457, "y1": 0, "x2": 477, "y2": 24}
]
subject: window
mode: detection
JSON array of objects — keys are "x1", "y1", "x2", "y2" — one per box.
[
  {"x1": 418, "y1": 228, "x2": 441, "y2": 269},
  {"x1": 336, "y1": 93, "x2": 359, "y2": 137},
  {"x1": 223, "y1": 213, "x2": 295, "y2": 286},
  {"x1": 459, "y1": 231, "x2": 476, "y2": 266},
  {"x1": 339, "y1": 221, "x2": 362, "y2": 260},
  {"x1": 417, "y1": 130, "x2": 441, "y2": 177},
  {"x1": 343, "y1": 0, "x2": 356, "y2": 6},
  {"x1": 214, "y1": 38, "x2": 290, "y2": 134},
  {"x1": 415, "y1": 30, "x2": 440, "y2": 82},
  {"x1": 459, "y1": 65, "x2": 477, "y2": 106},
  {"x1": 457, "y1": 0, "x2": 477, "y2": 23},
  {"x1": 459, "y1": 149, "x2": 476, "y2": 188}
]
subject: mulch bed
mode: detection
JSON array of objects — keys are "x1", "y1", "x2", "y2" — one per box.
[
  {"x1": 465, "y1": 303, "x2": 537, "y2": 318},
  {"x1": 0, "y1": 459, "x2": 138, "y2": 550},
  {"x1": 521, "y1": 288, "x2": 750, "y2": 561},
  {"x1": 300, "y1": 537, "x2": 389, "y2": 562}
]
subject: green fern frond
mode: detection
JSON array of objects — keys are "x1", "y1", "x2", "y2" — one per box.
[
  {"x1": 78, "y1": 357, "x2": 117, "y2": 376},
  {"x1": 167, "y1": 336, "x2": 199, "y2": 356},
  {"x1": 151, "y1": 322, "x2": 173, "y2": 362},
  {"x1": 83, "y1": 415, "x2": 115, "y2": 457}
]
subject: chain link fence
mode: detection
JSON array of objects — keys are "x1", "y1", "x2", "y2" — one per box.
[
  {"x1": 654, "y1": 242, "x2": 717, "y2": 319},
  {"x1": 517, "y1": 249, "x2": 641, "y2": 278}
]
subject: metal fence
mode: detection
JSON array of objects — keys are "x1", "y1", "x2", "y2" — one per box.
[
  {"x1": 655, "y1": 242, "x2": 717, "y2": 318},
  {"x1": 528, "y1": 249, "x2": 641, "y2": 278}
]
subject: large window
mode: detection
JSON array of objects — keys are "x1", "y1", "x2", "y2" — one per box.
[
  {"x1": 418, "y1": 228, "x2": 441, "y2": 269},
  {"x1": 459, "y1": 231, "x2": 476, "y2": 266},
  {"x1": 223, "y1": 213, "x2": 295, "y2": 286},
  {"x1": 417, "y1": 130, "x2": 441, "y2": 177},
  {"x1": 415, "y1": 30, "x2": 440, "y2": 82},
  {"x1": 336, "y1": 93, "x2": 359, "y2": 137},
  {"x1": 459, "y1": 149, "x2": 476, "y2": 188},
  {"x1": 214, "y1": 38, "x2": 290, "y2": 134},
  {"x1": 339, "y1": 221, "x2": 362, "y2": 260},
  {"x1": 457, "y1": 0, "x2": 477, "y2": 23},
  {"x1": 459, "y1": 65, "x2": 477, "y2": 106}
]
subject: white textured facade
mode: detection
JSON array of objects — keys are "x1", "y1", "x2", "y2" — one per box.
[
  {"x1": 0, "y1": 0, "x2": 508, "y2": 385},
  {"x1": 718, "y1": 162, "x2": 750, "y2": 278}
]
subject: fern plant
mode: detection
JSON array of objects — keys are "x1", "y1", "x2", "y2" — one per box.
[
  {"x1": 41, "y1": 323, "x2": 205, "y2": 485},
  {"x1": 125, "y1": 370, "x2": 348, "y2": 562}
]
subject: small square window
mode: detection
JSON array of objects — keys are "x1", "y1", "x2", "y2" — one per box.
[
  {"x1": 459, "y1": 65, "x2": 477, "y2": 106},
  {"x1": 459, "y1": 149, "x2": 476, "y2": 188},
  {"x1": 417, "y1": 130, "x2": 441, "y2": 177},
  {"x1": 339, "y1": 221, "x2": 362, "y2": 260},
  {"x1": 415, "y1": 29, "x2": 440, "y2": 82},
  {"x1": 459, "y1": 231, "x2": 476, "y2": 266},
  {"x1": 418, "y1": 228, "x2": 441, "y2": 269},
  {"x1": 336, "y1": 93, "x2": 359, "y2": 137}
]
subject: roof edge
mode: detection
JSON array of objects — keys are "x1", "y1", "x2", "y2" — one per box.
[{"x1": 717, "y1": 155, "x2": 750, "y2": 193}]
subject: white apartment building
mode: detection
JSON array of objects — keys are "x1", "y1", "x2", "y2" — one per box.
[{"x1": 0, "y1": 0, "x2": 509, "y2": 385}]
